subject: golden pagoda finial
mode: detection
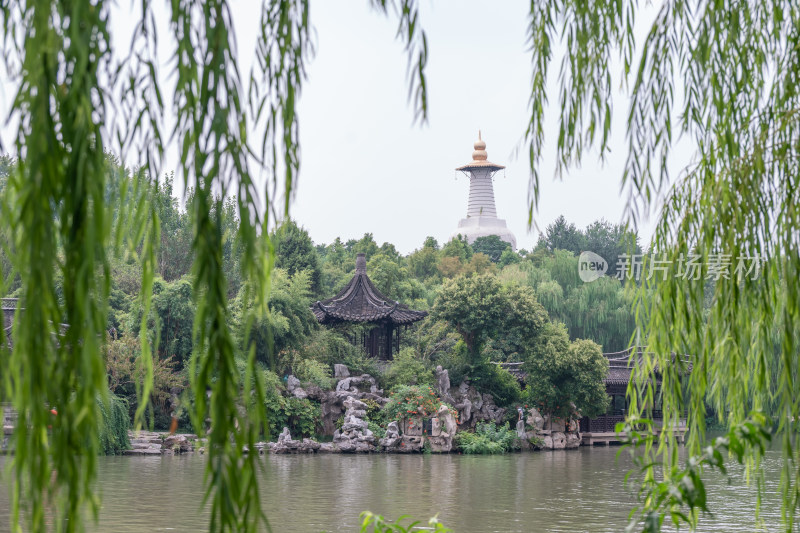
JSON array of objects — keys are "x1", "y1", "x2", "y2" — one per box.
[{"x1": 472, "y1": 130, "x2": 487, "y2": 161}]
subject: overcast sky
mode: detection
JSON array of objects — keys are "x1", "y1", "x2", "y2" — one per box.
[
  {"x1": 1, "y1": 1, "x2": 683, "y2": 255},
  {"x1": 292, "y1": 1, "x2": 660, "y2": 254}
]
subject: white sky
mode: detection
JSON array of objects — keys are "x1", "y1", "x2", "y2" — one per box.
[
  {"x1": 292, "y1": 1, "x2": 657, "y2": 253},
  {"x1": 1, "y1": 1, "x2": 689, "y2": 255}
]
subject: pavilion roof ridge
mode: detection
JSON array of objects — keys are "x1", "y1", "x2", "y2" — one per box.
[{"x1": 311, "y1": 253, "x2": 427, "y2": 326}]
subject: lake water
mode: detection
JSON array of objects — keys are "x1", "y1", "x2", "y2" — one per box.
[{"x1": 0, "y1": 446, "x2": 788, "y2": 532}]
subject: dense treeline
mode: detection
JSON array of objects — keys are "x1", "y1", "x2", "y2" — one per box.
[{"x1": 1, "y1": 155, "x2": 640, "y2": 435}]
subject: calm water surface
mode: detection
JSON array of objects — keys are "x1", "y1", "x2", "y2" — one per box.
[{"x1": 0, "y1": 447, "x2": 787, "y2": 532}]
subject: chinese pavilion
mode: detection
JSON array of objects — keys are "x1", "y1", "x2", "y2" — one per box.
[
  {"x1": 451, "y1": 131, "x2": 517, "y2": 249},
  {"x1": 311, "y1": 254, "x2": 427, "y2": 360},
  {"x1": 579, "y1": 348, "x2": 689, "y2": 445}
]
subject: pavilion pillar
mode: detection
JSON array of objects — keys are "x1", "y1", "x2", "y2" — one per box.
[{"x1": 385, "y1": 323, "x2": 393, "y2": 360}]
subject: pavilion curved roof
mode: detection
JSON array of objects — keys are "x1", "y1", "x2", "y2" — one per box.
[{"x1": 311, "y1": 254, "x2": 428, "y2": 326}]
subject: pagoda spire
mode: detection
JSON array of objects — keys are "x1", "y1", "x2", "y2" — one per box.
[{"x1": 451, "y1": 132, "x2": 517, "y2": 249}]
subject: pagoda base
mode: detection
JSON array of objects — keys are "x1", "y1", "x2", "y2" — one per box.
[{"x1": 452, "y1": 216, "x2": 516, "y2": 250}]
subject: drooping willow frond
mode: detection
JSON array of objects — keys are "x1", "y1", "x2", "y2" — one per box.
[
  {"x1": 527, "y1": 1, "x2": 800, "y2": 529},
  {"x1": 0, "y1": 1, "x2": 429, "y2": 532}
]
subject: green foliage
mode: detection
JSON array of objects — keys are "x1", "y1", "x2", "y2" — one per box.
[
  {"x1": 105, "y1": 333, "x2": 185, "y2": 430},
  {"x1": 524, "y1": 323, "x2": 609, "y2": 420},
  {"x1": 236, "y1": 269, "x2": 316, "y2": 370},
  {"x1": 272, "y1": 219, "x2": 322, "y2": 296},
  {"x1": 497, "y1": 248, "x2": 522, "y2": 268},
  {"x1": 528, "y1": 254, "x2": 636, "y2": 352},
  {"x1": 384, "y1": 348, "x2": 434, "y2": 390},
  {"x1": 367, "y1": 253, "x2": 427, "y2": 304},
  {"x1": 153, "y1": 174, "x2": 193, "y2": 282},
  {"x1": 262, "y1": 370, "x2": 286, "y2": 439},
  {"x1": 367, "y1": 421, "x2": 386, "y2": 440},
  {"x1": 619, "y1": 414, "x2": 771, "y2": 532},
  {"x1": 538, "y1": 250, "x2": 582, "y2": 295},
  {"x1": 470, "y1": 364, "x2": 522, "y2": 407},
  {"x1": 455, "y1": 422, "x2": 519, "y2": 455},
  {"x1": 538, "y1": 216, "x2": 585, "y2": 254},
  {"x1": 96, "y1": 393, "x2": 131, "y2": 455},
  {"x1": 135, "y1": 277, "x2": 195, "y2": 369},
  {"x1": 363, "y1": 398, "x2": 384, "y2": 424},
  {"x1": 283, "y1": 397, "x2": 320, "y2": 438},
  {"x1": 525, "y1": 3, "x2": 800, "y2": 525},
  {"x1": 407, "y1": 237, "x2": 440, "y2": 281},
  {"x1": 294, "y1": 358, "x2": 333, "y2": 389},
  {"x1": 260, "y1": 369, "x2": 320, "y2": 438},
  {"x1": 471, "y1": 235, "x2": 511, "y2": 263},
  {"x1": 432, "y1": 275, "x2": 505, "y2": 362},
  {"x1": 583, "y1": 219, "x2": 640, "y2": 278},
  {"x1": 347, "y1": 233, "x2": 380, "y2": 260},
  {"x1": 433, "y1": 340, "x2": 471, "y2": 386},
  {"x1": 303, "y1": 328, "x2": 363, "y2": 366},
  {"x1": 384, "y1": 385, "x2": 447, "y2": 422},
  {"x1": 441, "y1": 235, "x2": 473, "y2": 262},
  {"x1": 329, "y1": 348, "x2": 383, "y2": 381},
  {"x1": 0, "y1": 0, "x2": 426, "y2": 530},
  {"x1": 359, "y1": 512, "x2": 450, "y2": 533},
  {"x1": 433, "y1": 275, "x2": 548, "y2": 365}
]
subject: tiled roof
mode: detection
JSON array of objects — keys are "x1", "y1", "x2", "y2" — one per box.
[
  {"x1": 602, "y1": 348, "x2": 692, "y2": 385},
  {"x1": 311, "y1": 254, "x2": 428, "y2": 326},
  {"x1": 455, "y1": 159, "x2": 505, "y2": 172}
]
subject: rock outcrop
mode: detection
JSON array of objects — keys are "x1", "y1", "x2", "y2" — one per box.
[
  {"x1": 334, "y1": 364, "x2": 350, "y2": 379},
  {"x1": 268, "y1": 427, "x2": 323, "y2": 454},
  {"x1": 435, "y1": 365, "x2": 455, "y2": 405},
  {"x1": 519, "y1": 407, "x2": 581, "y2": 450},
  {"x1": 314, "y1": 373, "x2": 388, "y2": 436},
  {"x1": 427, "y1": 404, "x2": 458, "y2": 452},
  {"x1": 332, "y1": 396, "x2": 376, "y2": 453},
  {"x1": 124, "y1": 431, "x2": 199, "y2": 455},
  {"x1": 378, "y1": 421, "x2": 402, "y2": 451},
  {"x1": 450, "y1": 380, "x2": 506, "y2": 429}
]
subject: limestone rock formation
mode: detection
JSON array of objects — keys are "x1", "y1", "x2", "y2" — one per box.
[
  {"x1": 269, "y1": 427, "x2": 324, "y2": 454},
  {"x1": 333, "y1": 396, "x2": 376, "y2": 453},
  {"x1": 334, "y1": 364, "x2": 350, "y2": 379},
  {"x1": 378, "y1": 421, "x2": 402, "y2": 451},
  {"x1": 435, "y1": 365, "x2": 455, "y2": 405},
  {"x1": 286, "y1": 375, "x2": 301, "y2": 392},
  {"x1": 427, "y1": 404, "x2": 457, "y2": 453},
  {"x1": 521, "y1": 408, "x2": 582, "y2": 450},
  {"x1": 450, "y1": 380, "x2": 506, "y2": 429}
]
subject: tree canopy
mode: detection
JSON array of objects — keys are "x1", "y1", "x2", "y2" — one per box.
[{"x1": 2, "y1": 0, "x2": 797, "y2": 531}]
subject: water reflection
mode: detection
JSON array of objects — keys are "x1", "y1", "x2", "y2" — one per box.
[{"x1": 0, "y1": 447, "x2": 787, "y2": 532}]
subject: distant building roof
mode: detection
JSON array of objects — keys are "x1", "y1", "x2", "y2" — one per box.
[
  {"x1": 603, "y1": 348, "x2": 692, "y2": 385},
  {"x1": 311, "y1": 254, "x2": 428, "y2": 326},
  {"x1": 455, "y1": 131, "x2": 505, "y2": 172}
]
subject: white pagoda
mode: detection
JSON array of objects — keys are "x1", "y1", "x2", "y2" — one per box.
[{"x1": 451, "y1": 132, "x2": 517, "y2": 250}]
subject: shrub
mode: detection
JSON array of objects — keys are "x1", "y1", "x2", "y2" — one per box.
[
  {"x1": 455, "y1": 422, "x2": 519, "y2": 455},
  {"x1": 384, "y1": 348, "x2": 434, "y2": 390},
  {"x1": 359, "y1": 512, "x2": 450, "y2": 533},
  {"x1": 383, "y1": 385, "x2": 453, "y2": 422},
  {"x1": 97, "y1": 393, "x2": 131, "y2": 455},
  {"x1": 263, "y1": 369, "x2": 287, "y2": 438},
  {"x1": 367, "y1": 421, "x2": 386, "y2": 440},
  {"x1": 295, "y1": 358, "x2": 333, "y2": 389},
  {"x1": 471, "y1": 363, "x2": 522, "y2": 407},
  {"x1": 261, "y1": 369, "x2": 320, "y2": 438},
  {"x1": 283, "y1": 397, "x2": 320, "y2": 438},
  {"x1": 433, "y1": 340, "x2": 470, "y2": 385},
  {"x1": 363, "y1": 398, "x2": 384, "y2": 424}
]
